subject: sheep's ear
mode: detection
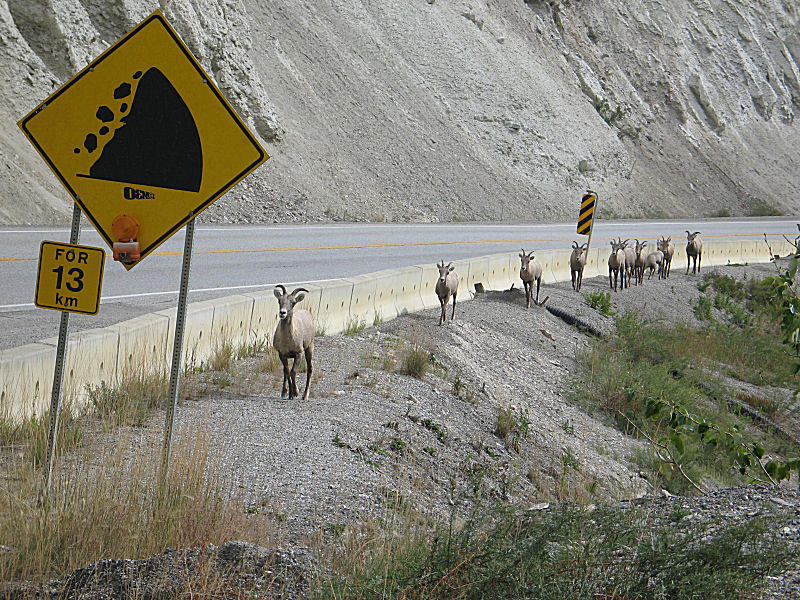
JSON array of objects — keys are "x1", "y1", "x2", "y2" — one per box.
[
  {"x1": 528, "y1": 251, "x2": 535, "y2": 259},
  {"x1": 448, "y1": 265, "x2": 455, "y2": 273},
  {"x1": 294, "y1": 292, "x2": 306, "y2": 304},
  {"x1": 572, "y1": 241, "x2": 578, "y2": 249},
  {"x1": 274, "y1": 288, "x2": 283, "y2": 299},
  {"x1": 519, "y1": 251, "x2": 525, "y2": 258}
]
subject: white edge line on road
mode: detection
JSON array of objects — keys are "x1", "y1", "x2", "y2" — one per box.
[{"x1": 0, "y1": 278, "x2": 344, "y2": 311}]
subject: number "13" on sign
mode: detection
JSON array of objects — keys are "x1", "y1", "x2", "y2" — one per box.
[{"x1": 52, "y1": 265, "x2": 84, "y2": 292}]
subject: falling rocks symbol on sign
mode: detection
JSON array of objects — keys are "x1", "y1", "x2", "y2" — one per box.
[{"x1": 78, "y1": 67, "x2": 203, "y2": 192}]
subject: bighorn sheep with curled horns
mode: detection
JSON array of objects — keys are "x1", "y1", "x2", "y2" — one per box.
[
  {"x1": 519, "y1": 249, "x2": 543, "y2": 308},
  {"x1": 658, "y1": 236, "x2": 674, "y2": 278},
  {"x1": 435, "y1": 260, "x2": 459, "y2": 325},
  {"x1": 686, "y1": 231, "x2": 703, "y2": 274},
  {"x1": 570, "y1": 241, "x2": 588, "y2": 292},
  {"x1": 633, "y1": 240, "x2": 648, "y2": 285},
  {"x1": 608, "y1": 238, "x2": 626, "y2": 292},
  {"x1": 273, "y1": 285, "x2": 315, "y2": 400}
]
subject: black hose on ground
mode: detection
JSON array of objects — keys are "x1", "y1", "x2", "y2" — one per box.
[{"x1": 545, "y1": 304, "x2": 605, "y2": 338}]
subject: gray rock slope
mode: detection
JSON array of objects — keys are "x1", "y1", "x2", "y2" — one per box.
[{"x1": 1, "y1": 0, "x2": 798, "y2": 224}]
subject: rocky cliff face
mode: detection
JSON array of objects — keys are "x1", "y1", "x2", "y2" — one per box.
[{"x1": 0, "y1": 0, "x2": 797, "y2": 224}]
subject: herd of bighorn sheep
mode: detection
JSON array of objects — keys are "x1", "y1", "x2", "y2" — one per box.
[
  {"x1": 603, "y1": 231, "x2": 701, "y2": 292},
  {"x1": 271, "y1": 230, "x2": 703, "y2": 399}
]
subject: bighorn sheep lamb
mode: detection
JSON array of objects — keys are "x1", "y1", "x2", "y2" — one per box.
[
  {"x1": 657, "y1": 236, "x2": 674, "y2": 278},
  {"x1": 645, "y1": 250, "x2": 664, "y2": 280},
  {"x1": 519, "y1": 249, "x2": 543, "y2": 308},
  {"x1": 273, "y1": 285, "x2": 315, "y2": 400},
  {"x1": 633, "y1": 240, "x2": 648, "y2": 285},
  {"x1": 435, "y1": 260, "x2": 459, "y2": 325},
  {"x1": 608, "y1": 239, "x2": 626, "y2": 292},
  {"x1": 686, "y1": 231, "x2": 703, "y2": 274},
  {"x1": 570, "y1": 241, "x2": 588, "y2": 292},
  {"x1": 622, "y1": 240, "x2": 637, "y2": 288}
]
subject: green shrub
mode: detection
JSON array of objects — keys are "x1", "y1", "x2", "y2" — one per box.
[
  {"x1": 584, "y1": 290, "x2": 615, "y2": 315},
  {"x1": 323, "y1": 502, "x2": 792, "y2": 600},
  {"x1": 400, "y1": 344, "x2": 429, "y2": 379}
]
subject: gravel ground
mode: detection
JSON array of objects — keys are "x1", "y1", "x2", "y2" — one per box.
[{"x1": 7, "y1": 259, "x2": 800, "y2": 597}]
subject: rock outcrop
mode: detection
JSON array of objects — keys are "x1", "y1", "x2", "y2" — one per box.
[{"x1": 0, "y1": 0, "x2": 797, "y2": 224}]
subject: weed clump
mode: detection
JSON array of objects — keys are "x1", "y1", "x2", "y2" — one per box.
[
  {"x1": 400, "y1": 343, "x2": 430, "y2": 379},
  {"x1": 584, "y1": 290, "x2": 615, "y2": 315}
]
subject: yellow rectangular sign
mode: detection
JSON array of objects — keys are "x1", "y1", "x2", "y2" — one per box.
[
  {"x1": 35, "y1": 242, "x2": 105, "y2": 315},
  {"x1": 577, "y1": 192, "x2": 596, "y2": 235}
]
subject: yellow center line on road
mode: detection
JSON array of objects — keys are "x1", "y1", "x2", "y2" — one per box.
[{"x1": 0, "y1": 231, "x2": 794, "y2": 262}]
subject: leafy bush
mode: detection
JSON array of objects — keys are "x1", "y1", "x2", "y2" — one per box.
[
  {"x1": 584, "y1": 290, "x2": 615, "y2": 315},
  {"x1": 324, "y1": 502, "x2": 792, "y2": 600}
]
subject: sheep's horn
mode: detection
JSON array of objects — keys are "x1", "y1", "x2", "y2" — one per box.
[
  {"x1": 572, "y1": 241, "x2": 578, "y2": 249},
  {"x1": 291, "y1": 287, "x2": 309, "y2": 296},
  {"x1": 275, "y1": 284, "x2": 287, "y2": 295}
]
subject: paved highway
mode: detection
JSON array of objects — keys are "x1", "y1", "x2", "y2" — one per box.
[{"x1": 1, "y1": 217, "x2": 796, "y2": 351}]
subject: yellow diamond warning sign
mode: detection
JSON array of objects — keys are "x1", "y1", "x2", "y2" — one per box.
[{"x1": 18, "y1": 11, "x2": 268, "y2": 268}]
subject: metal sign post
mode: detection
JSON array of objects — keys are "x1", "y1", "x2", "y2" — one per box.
[
  {"x1": 42, "y1": 203, "x2": 82, "y2": 497},
  {"x1": 159, "y1": 216, "x2": 195, "y2": 486}
]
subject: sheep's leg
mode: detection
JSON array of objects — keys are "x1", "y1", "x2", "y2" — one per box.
[
  {"x1": 571, "y1": 270, "x2": 576, "y2": 290},
  {"x1": 535, "y1": 277, "x2": 541, "y2": 306},
  {"x1": 577, "y1": 270, "x2": 583, "y2": 292},
  {"x1": 524, "y1": 281, "x2": 531, "y2": 308},
  {"x1": 288, "y1": 355, "x2": 299, "y2": 399},
  {"x1": 439, "y1": 298, "x2": 446, "y2": 325},
  {"x1": 609, "y1": 267, "x2": 613, "y2": 290},
  {"x1": 302, "y1": 345, "x2": 313, "y2": 400},
  {"x1": 697, "y1": 252, "x2": 701, "y2": 274},
  {"x1": 451, "y1": 292, "x2": 457, "y2": 321},
  {"x1": 280, "y1": 354, "x2": 290, "y2": 398}
]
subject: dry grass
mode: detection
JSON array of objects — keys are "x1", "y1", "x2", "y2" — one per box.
[{"x1": 0, "y1": 422, "x2": 280, "y2": 583}]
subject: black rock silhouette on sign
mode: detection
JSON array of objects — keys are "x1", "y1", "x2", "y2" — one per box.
[{"x1": 79, "y1": 67, "x2": 202, "y2": 192}]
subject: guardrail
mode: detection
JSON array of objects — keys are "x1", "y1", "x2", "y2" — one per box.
[{"x1": 1, "y1": 238, "x2": 792, "y2": 423}]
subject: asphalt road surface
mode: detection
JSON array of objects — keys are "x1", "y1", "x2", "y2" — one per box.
[{"x1": 1, "y1": 217, "x2": 796, "y2": 351}]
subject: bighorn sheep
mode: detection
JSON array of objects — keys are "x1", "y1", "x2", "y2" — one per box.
[
  {"x1": 570, "y1": 241, "x2": 588, "y2": 292},
  {"x1": 633, "y1": 240, "x2": 648, "y2": 285},
  {"x1": 519, "y1": 249, "x2": 543, "y2": 308},
  {"x1": 644, "y1": 250, "x2": 664, "y2": 280},
  {"x1": 657, "y1": 236, "x2": 674, "y2": 278},
  {"x1": 608, "y1": 239, "x2": 626, "y2": 292},
  {"x1": 273, "y1": 285, "x2": 315, "y2": 400},
  {"x1": 686, "y1": 231, "x2": 703, "y2": 274},
  {"x1": 623, "y1": 240, "x2": 637, "y2": 288},
  {"x1": 435, "y1": 260, "x2": 459, "y2": 325}
]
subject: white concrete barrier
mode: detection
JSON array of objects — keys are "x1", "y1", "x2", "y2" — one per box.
[
  {"x1": 42, "y1": 327, "x2": 119, "y2": 403},
  {"x1": 315, "y1": 279, "x2": 354, "y2": 335},
  {"x1": 209, "y1": 294, "x2": 255, "y2": 352},
  {"x1": 484, "y1": 252, "x2": 516, "y2": 291},
  {"x1": 391, "y1": 267, "x2": 426, "y2": 315},
  {"x1": 347, "y1": 274, "x2": 378, "y2": 329},
  {"x1": 3, "y1": 237, "x2": 793, "y2": 423},
  {"x1": 0, "y1": 343, "x2": 55, "y2": 422},
  {"x1": 110, "y1": 313, "x2": 171, "y2": 380}
]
